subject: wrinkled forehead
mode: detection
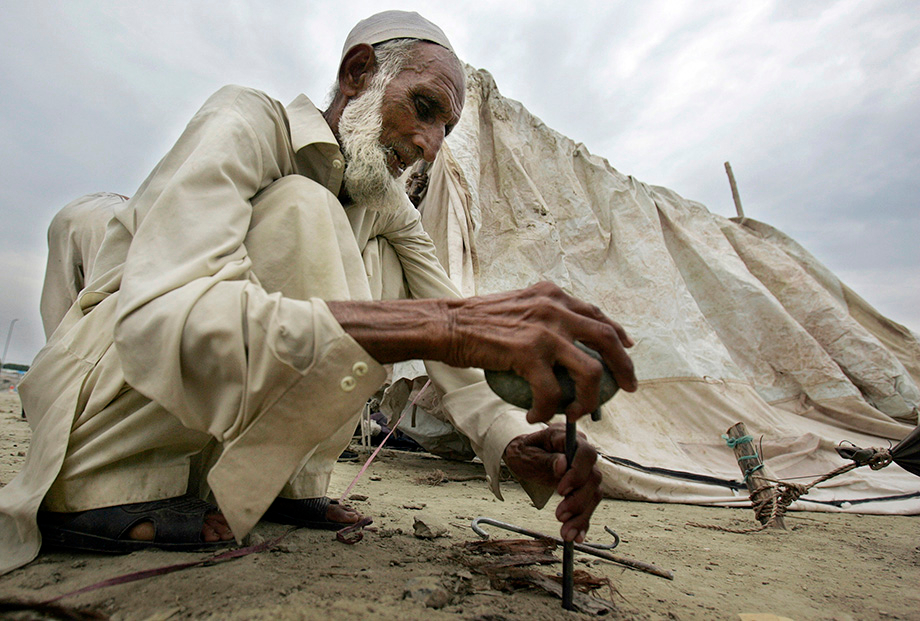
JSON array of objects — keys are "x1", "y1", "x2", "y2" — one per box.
[{"x1": 397, "y1": 42, "x2": 466, "y2": 119}]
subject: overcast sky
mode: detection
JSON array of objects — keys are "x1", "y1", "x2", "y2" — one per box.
[{"x1": 1, "y1": 0, "x2": 917, "y2": 366}]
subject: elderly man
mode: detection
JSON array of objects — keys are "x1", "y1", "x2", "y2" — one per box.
[{"x1": 0, "y1": 11, "x2": 636, "y2": 574}]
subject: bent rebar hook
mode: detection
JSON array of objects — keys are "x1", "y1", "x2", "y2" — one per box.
[
  {"x1": 470, "y1": 516, "x2": 674, "y2": 581},
  {"x1": 471, "y1": 516, "x2": 620, "y2": 550}
]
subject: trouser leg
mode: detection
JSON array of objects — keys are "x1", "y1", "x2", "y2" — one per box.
[
  {"x1": 244, "y1": 177, "x2": 377, "y2": 500},
  {"x1": 246, "y1": 178, "x2": 372, "y2": 301},
  {"x1": 362, "y1": 237, "x2": 410, "y2": 301},
  {"x1": 273, "y1": 215, "x2": 411, "y2": 499},
  {"x1": 40, "y1": 193, "x2": 124, "y2": 339}
]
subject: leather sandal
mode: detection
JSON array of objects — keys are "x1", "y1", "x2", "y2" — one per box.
[
  {"x1": 262, "y1": 497, "x2": 360, "y2": 530},
  {"x1": 37, "y1": 495, "x2": 233, "y2": 554}
]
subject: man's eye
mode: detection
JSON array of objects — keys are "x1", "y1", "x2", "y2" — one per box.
[{"x1": 415, "y1": 97, "x2": 434, "y2": 121}]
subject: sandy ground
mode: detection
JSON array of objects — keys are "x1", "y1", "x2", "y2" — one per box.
[{"x1": 0, "y1": 390, "x2": 918, "y2": 621}]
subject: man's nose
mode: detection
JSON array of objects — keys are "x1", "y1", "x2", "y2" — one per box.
[{"x1": 413, "y1": 124, "x2": 444, "y2": 162}]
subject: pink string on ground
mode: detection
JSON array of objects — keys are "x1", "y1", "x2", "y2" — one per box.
[
  {"x1": 42, "y1": 527, "x2": 297, "y2": 603},
  {"x1": 338, "y1": 379, "x2": 431, "y2": 503}
]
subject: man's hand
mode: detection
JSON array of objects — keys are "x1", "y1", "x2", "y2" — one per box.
[
  {"x1": 444, "y1": 282, "x2": 637, "y2": 424},
  {"x1": 329, "y1": 281, "x2": 637, "y2": 424},
  {"x1": 503, "y1": 424, "x2": 602, "y2": 543}
]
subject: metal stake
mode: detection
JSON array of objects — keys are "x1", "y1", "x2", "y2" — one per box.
[{"x1": 562, "y1": 419, "x2": 577, "y2": 609}]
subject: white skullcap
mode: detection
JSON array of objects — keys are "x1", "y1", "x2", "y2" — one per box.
[{"x1": 341, "y1": 10, "x2": 455, "y2": 62}]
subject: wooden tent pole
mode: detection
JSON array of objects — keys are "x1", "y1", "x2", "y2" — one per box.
[
  {"x1": 725, "y1": 423, "x2": 785, "y2": 529},
  {"x1": 724, "y1": 161, "x2": 745, "y2": 218}
]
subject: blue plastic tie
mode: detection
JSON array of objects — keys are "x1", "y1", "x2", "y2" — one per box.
[
  {"x1": 743, "y1": 463, "x2": 764, "y2": 484},
  {"x1": 722, "y1": 434, "x2": 754, "y2": 448}
]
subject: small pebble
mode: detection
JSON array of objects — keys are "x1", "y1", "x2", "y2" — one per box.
[
  {"x1": 413, "y1": 514, "x2": 450, "y2": 539},
  {"x1": 403, "y1": 576, "x2": 451, "y2": 609}
]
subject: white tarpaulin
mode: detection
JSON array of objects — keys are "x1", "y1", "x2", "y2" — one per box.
[{"x1": 397, "y1": 67, "x2": 920, "y2": 514}]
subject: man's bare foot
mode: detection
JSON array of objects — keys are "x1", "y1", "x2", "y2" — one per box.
[
  {"x1": 326, "y1": 501, "x2": 362, "y2": 525},
  {"x1": 127, "y1": 511, "x2": 234, "y2": 542},
  {"x1": 263, "y1": 497, "x2": 365, "y2": 530}
]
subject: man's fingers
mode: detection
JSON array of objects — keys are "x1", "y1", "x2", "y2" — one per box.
[
  {"x1": 600, "y1": 335, "x2": 637, "y2": 393},
  {"x1": 560, "y1": 294, "x2": 638, "y2": 394},
  {"x1": 556, "y1": 440, "x2": 598, "y2": 496},
  {"x1": 614, "y1": 322, "x2": 635, "y2": 349},
  {"x1": 524, "y1": 365, "x2": 564, "y2": 424},
  {"x1": 555, "y1": 468, "x2": 603, "y2": 542},
  {"x1": 527, "y1": 339, "x2": 606, "y2": 423},
  {"x1": 544, "y1": 430, "x2": 601, "y2": 543},
  {"x1": 503, "y1": 427, "x2": 570, "y2": 488},
  {"x1": 503, "y1": 426, "x2": 603, "y2": 544},
  {"x1": 553, "y1": 319, "x2": 638, "y2": 421},
  {"x1": 555, "y1": 343, "x2": 602, "y2": 421},
  {"x1": 582, "y1": 324, "x2": 637, "y2": 394},
  {"x1": 558, "y1": 498, "x2": 600, "y2": 543},
  {"x1": 553, "y1": 453, "x2": 568, "y2": 478},
  {"x1": 541, "y1": 423, "x2": 587, "y2": 450},
  {"x1": 571, "y1": 290, "x2": 636, "y2": 382},
  {"x1": 454, "y1": 282, "x2": 637, "y2": 418}
]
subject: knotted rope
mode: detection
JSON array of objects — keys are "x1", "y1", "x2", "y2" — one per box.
[{"x1": 688, "y1": 444, "x2": 893, "y2": 533}]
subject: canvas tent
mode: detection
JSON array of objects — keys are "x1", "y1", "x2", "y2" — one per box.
[{"x1": 384, "y1": 67, "x2": 920, "y2": 515}]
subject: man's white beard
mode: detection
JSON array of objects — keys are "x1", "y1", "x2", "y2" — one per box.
[{"x1": 338, "y1": 77, "x2": 408, "y2": 214}]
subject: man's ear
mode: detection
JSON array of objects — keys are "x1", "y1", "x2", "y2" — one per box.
[{"x1": 338, "y1": 43, "x2": 376, "y2": 97}]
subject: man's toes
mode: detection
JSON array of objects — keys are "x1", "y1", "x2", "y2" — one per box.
[
  {"x1": 327, "y1": 502, "x2": 361, "y2": 524},
  {"x1": 203, "y1": 513, "x2": 234, "y2": 541}
]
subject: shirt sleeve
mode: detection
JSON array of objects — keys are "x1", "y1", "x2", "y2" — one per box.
[{"x1": 374, "y1": 201, "x2": 555, "y2": 507}]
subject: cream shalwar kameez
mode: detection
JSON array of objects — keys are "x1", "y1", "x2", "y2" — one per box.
[
  {"x1": 0, "y1": 85, "x2": 549, "y2": 575},
  {"x1": 39, "y1": 192, "x2": 127, "y2": 338}
]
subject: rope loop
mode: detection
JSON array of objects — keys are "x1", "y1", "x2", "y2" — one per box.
[
  {"x1": 868, "y1": 449, "x2": 893, "y2": 470},
  {"x1": 688, "y1": 437, "x2": 896, "y2": 534},
  {"x1": 742, "y1": 463, "x2": 764, "y2": 484},
  {"x1": 722, "y1": 434, "x2": 754, "y2": 448}
]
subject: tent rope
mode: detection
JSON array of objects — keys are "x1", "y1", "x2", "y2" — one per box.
[{"x1": 688, "y1": 447, "x2": 893, "y2": 533}]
